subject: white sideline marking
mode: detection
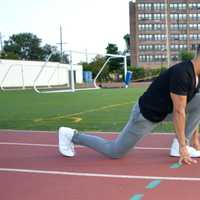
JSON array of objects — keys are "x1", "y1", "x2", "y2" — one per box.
[
  {"x1": 0, "y1": 142, "x2": 169, "y2": 150},
  {"x1": 0, "y1": 168, "x2": 200, "y2": 181},
  {"x1": 0, "y1": 129, "x2": 174, "y2": 135}
]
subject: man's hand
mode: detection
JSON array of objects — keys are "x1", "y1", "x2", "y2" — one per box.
[{"x1": 179, "y1": 146, "x2": 198, "y2": 165}]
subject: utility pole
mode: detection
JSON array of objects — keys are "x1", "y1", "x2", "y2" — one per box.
[
  {"x1": 165, "y1": 0, "x2": 171, "y2": 68},
  {"x1": 0, "y1": 32, "x2": 3, "y2": 52},
  {"x1": 85, "y1": 48, "x2": 88, "y2": 63},
  {"x1": 57, "y1": 25, "x2": 67, "y2": 62}
]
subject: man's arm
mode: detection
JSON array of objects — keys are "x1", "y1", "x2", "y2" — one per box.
[{"x1": 170, "y1": 92, "x2": 197, "y2": 165}]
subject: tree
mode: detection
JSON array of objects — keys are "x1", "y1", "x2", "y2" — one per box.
[
  {"x1": 3, "y1": 33, "x2": 43, "y2": 60},
  {"x1": 82, "y1": 55, "x2": 110, "y2": 81},
  {"x1": 0, "y1": 51, "x2": 19, "y2": 59},
  {"x1": 179, "y1": 50, "x2": 195, "y2": 62},
  {"x1": 123, "y1": 34, "x2": 131, "y2": 66},
  {"x1": 123, "y1": 34, "x2": 130, "y2": 52},
  {"x1": 2, "y1": 33, "x2": 69, "y2": 63},
  {"x1": 42, "y1": 44, "x2": 69, "y2": 63},
  {"x1": 106, "y1": 43, "x2": 123, "y2": 81},
  {"x1": 106, "y1": 43, "x2": 123, "y2": 73}
]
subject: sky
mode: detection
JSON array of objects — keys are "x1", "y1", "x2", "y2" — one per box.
[{"x1": 0, "y1": 0, "x2": 131, "y2": 55}]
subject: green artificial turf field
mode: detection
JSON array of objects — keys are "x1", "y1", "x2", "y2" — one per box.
[{"x1": 0, "y1": 88, "x2": 174, "y2": 132}]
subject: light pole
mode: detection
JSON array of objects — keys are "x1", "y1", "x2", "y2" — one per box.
[{"x1": 165, "y1": 0, "x2": 171, "y2": 67}]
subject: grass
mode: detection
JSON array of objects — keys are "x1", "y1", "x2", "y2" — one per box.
[{"x1": 0, "y1": 88, "x2": 174, "y2": 132}]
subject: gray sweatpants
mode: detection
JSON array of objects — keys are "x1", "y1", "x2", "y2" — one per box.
[{"x1": 72, "y1": 92, "x2": 200, "y2": 159}]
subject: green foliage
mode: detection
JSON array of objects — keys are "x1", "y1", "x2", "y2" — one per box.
[
  {"x1": 42, "y1": 44, "x2": 69, "y2": 63},
  {"x1": 179, "y1": 50, "x2": 195, "y2": 62},
  {"x1": 131, "y1": 67, "x2": 167, "y2": 81},
  {"x1": 0, "y1": 51, "x2": 19, "y2": 59},
  {"x1": 3, "y1": 33, "x2": 43, "y2": 60},
  {"x1": 2, "y1": 33, "x2": 69, "y2": 63},
  {"x1": 82, "y1": 55, "x2": 110, "y2": 81},
  {"x1": 106, "y1": 43, "x2": 123, "y2": 75},
  {"x1": 123, "y1": 34, "x2": 130, "y2": 52},
  {"x1": 82, "y1": 44, "x2": 125, "y2": 82},
  {"x1": 131, "y1": 67, "x2": 145, "y2": 80}
]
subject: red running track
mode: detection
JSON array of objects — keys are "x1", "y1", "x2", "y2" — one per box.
[{"x1": 0, "y1": 130, "x2": 200, "y2": 200}]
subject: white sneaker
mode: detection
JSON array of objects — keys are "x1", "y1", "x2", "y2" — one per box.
[
  {"x1": 170, "y1": 138, "x2": 200, "y2": 158},
  {"x1": 58, "y1": 127, "x2": 76, "y2": 157}
]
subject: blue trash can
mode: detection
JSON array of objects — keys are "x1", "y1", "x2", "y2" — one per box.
[
  {"x1": 125, "y1": 71, "x2": 133, "y2": 88},
  {"x1": 83, "y1": 71, "x2": 93, "y2": 83}
]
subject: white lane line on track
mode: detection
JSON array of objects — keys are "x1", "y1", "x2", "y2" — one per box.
[
  {"x1": 0, "y1": 168, "x2": 199, "y2": 181},
  {"x1": 0, "y1": 142, "x2": 169, "y2": 150},
  {"x1": 0, "y1": 142, "x2": 57, "y2": 147}
]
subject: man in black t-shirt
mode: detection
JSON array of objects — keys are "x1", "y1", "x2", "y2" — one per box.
[
  {"x1": 138, "y1": 57, "x2": 200, "y2": 165},
  {"x1": 58, "y1": 46, "x2": 200, "y2": 165}
]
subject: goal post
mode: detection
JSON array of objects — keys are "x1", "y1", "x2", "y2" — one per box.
[{"x1": 33, "y1": 50, "x2": 128, "y2": 93}]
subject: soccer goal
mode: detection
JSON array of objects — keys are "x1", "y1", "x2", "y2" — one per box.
[{"x1": 33, "y1": 50, "x2": 128, "y2": 93}]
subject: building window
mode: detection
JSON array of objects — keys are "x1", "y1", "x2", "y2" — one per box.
[
  {"x1": 153, "y1": 13, "x2": 165, "y2": 20},
  {"x1": 189, "y1": 3, "x2": 198, "y2": 9},
  {"x1": 139, "y1": 34, "x2": 153, "y2": 41},
  {"x1": 154, "y1": 34, "x2": 166, "y2": 41},
  {"x1": 170, "y1": 14, "x2": 179, "y2": 20},
  {"x1": 138, "y1": 3, "x2": 152, "y2": 10},
  {"x1": 169, "y1": 3, "x2": 178, "y2": 9},
  {"x1": 154, "y1": 55, "x2": 166, "y2": 62},
  {"x1": 189, "y1": 34, "x2": 200, "y2": 40},
  {"x1": 189, "y1": 24, "x2": 199, "y2": 30},
  {"x1": 171, "y1": 24, "x2": 178, "y2": 30},
  {"x1": 171, "y1": 55, "x2": 179, "y2": 61},
  {"x1": 171, "y1": 45, "x2": 187, "y2": 51},
  {"x1": 170, "y1": 24, "x2": 187, "y2": 31},
  {"x1": 138, "y1": 4, "x2": 144, "y2": 10},
  {"x1": 139, "y1": 45, "x2": 153, "y2": 51},
  {"x1": 153, "y1": 3, "x2": 159, "y2": 10},
  {"x1": 154, "y1": 45, "x2": 166, "y2": 51},
  {"x1": 170, "y1": 34, "x2": 187, "y2": 41},
  {"x1": 189, "y1": 14, "x2": 198, "y2": 20},
  {"x1": 139, "y1": 55, "x2": 154, "y2": 62},
  {"x1": 153, "y1": 3, "x2": 165, "y2": 10},
  {"x1": 170, "y1": 3, "x2": 187, "y2": 9},
  {"x1": 191, "y1": 44, "x2": 197, "y2": 50},
  {"x1": 138, "y1": 24, "x2": 153, "y2": 31},
  {"x1": 139, "y1": 54, "x2": 167, "y2": 62},
  {"x1": 138, "y1": 14, "x2": 152, "y2": 21},
  {"x1": 178, "y1": 14, "x2": 187, "y2": 20},
  {"x1": 139, "y1": 55, "x2": 145, "y2": 62},
  {"x1": 154, "y1": 24, "x2": 165, "y2": 31},
  {"x1": 179, "y1": 34, "x2": 187, "y2": 40}
]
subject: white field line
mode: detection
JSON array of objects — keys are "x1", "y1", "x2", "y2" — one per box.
[
  {"x1": 0, "y1": 142, "x2": 169, "y2": 150},
  {"x1": 0, "y1": 167, "x2": 200, "y2": 182},
  {"x1": 0, "y1": 129, "x2": 174, "y2": 135}
]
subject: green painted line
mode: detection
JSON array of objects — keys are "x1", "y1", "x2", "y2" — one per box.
[
  {"x1": 130, "y1": 194, "x2": 144, "y2": 200},
  {"x1": 170, "y1": 162, "x2": 182, "y2": 169},
  {"x1": 146, "y1": 180, "x2": 161, "y2": 189}
]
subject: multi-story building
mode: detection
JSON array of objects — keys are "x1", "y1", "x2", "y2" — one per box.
[{"x1": 129, "y1": 0, "x2": 200, "y2": 68}]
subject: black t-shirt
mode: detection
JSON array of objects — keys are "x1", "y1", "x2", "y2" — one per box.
[{"x1": 139, "y1": 60, "x2": 200, "y2": 122}]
